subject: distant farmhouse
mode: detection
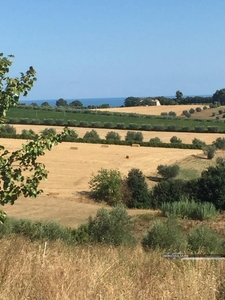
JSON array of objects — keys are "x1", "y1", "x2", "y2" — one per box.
[{"x1": 152, "y1": 99, "x2": 161, "y2": 106}]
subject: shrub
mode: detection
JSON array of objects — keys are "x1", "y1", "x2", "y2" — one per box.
[
  {"x1": 192, "y1": 138, "x2": 206, "y2": 149},
  {"x1": 213, "y1": 137, "x2": 225, "y2": 149},
  {"x1": 83, "y1": 130, "x2": 100, "y2": 141},
  {"x1": 160, "y1": 112, "x2": 168, "y2": 116},
  {"x1": 19, "y1": 118, "x2": 29, "y2": 124},
  {"x1": 67, "y1": 120, "x2": 76, "y2": 126},
  {"x1": 41, "y1": 128, "x2": 56, "y2": 137},
  {"x1": 116, "y1": 123, "x2": 125, "y2": 129},
  {"x1": 149, "y1": 137, "x2": 162, "y2": 144},
  {"x1": 140, "y1": 124, "x2": 151, "y2": 130},
  {"x1": 157, "y1": 164, "x2": 180, "y2": 180},
  {"x1": 189, "y1": 108, "x2": 195, "y2": 114},
  {"x1": 87, "y1": 205, "x2": 135, "y2": 246},
  {"x1": 166, "y1": 125, "x2": 177, "y2": 131},
  {"x1": 126, "y1": 168, "x2": 151, "y2": 208},
  {"x1": 30, "y1": 119, "x2": 40, "y2": 125},
  {"x1": 203, "y1": 145, "x2": 216, "y2": 159},
  {"x1": 128, "y1": 123, "x2": 139, "y2": 130},
  {"x1": 170, "y1": 136, "x2": 182, "y2": 144},
  {"x1": 79, "y1": 121, "x2": 88, "y2": 127},
  {"x1": 153, "y1": 125, "x2": 165, "y2": 131},
  {"x1": 62, "y1": 129, "x2": 78, "y2": 142},
  {"x1": 55, "y1": 119, "x2": 65, "y2": 126},
  {"x1": 43, "y1": 118, "x2": 55, "y2": 125},
  {"x1": 168, "y1": 111, "x2": 176, "y2": 117},
  {"x1": 195, "y1": 126, "x2": 205, "y2": 133},
  {"x1": 89, "y1": 169, "x2": 123, "y2": 206},
  {"x1": 142, "y1": 217, "x2": 186, "y2": 252},
  {"x1": 216, "y1": 157, "x2": 225, "y2": 167},
  {"x1": 91, "y1": 121, "x2": 101, "y2": 128},
  {"x1": 196, "y1": 107, "x2": 202, "y2": 112},
  {"x1": 104, "y1": 122, "x2": 113, "y2": 128},
  {"x1": 0, "y1": 124, "x2": 16, "y2": 135},
  {"x1": 20, "y1": 129, "x2": 36, "y2": 140},
  {"x1": 187, "y1": 225, "x2": 224, "y2": 254},
  {"x1": 105, "y1": 131, "x2": 121, "y2": 142},
  {"x1": 125, "y1": 131, "x2": 143, "y2": 142},
  {"x1": 207, "y1": 126, "x2": 218, "y2": 132}
]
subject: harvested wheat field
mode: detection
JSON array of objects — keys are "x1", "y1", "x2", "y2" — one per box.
[
  {"x1": 97, "y1": 104, "x2": 209, "y2": 116},
  {"x1": 2, "y1": 137, "x2": 203, "y2": 227}
]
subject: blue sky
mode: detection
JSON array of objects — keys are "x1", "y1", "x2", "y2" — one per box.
[{"x1": 1, "y1": 0, "x2": 225, "y2": 100}]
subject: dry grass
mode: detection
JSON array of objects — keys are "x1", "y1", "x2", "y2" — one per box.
[{"x1": 0, "y1": 236, "x2": 224, "y2": 300}]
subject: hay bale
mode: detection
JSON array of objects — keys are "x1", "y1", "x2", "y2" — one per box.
[
  {"x1": 101, "y1": 145, "x2": 109, "y2": 147},
  {"x1": 126, "y1": 155, "x2": 129, "y2": 159},
  {"x1": 47, "y1": 192, "x2": 59, "y2": 196},
  {"x1": 132, "y1": 144, "x2": 140, "y2": 147},
  {"x1": 70, "y1": 146, "x2": 78, "y2": 150}
]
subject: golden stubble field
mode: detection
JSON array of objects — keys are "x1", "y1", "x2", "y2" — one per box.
[{"x1": 3, "y1": 104, "x2": 225, "y2": 227}]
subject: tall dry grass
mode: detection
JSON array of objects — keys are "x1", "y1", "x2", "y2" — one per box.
[{"x1": 0, "y1": 236, "x2": 224, "y2": 300}]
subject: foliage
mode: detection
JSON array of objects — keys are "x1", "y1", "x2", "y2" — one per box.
[
  {"x1": 192, "y1": 138, "x2": 206, "y2": 148},
  {"x1": 160, "y1": 197, "x2": 218, "y2": 220},
  {"x1": 151, "y1": 179, "x2": 189, "y2": 208},
  {"x1": 62, "y1": 129, "x2": 78, "y2": 142},
  {"x1": 212, "y1": 88, "x2": 225, "y2": 105},
  {"x1": 213, "y1": 137, "x2": 225, "y2": 149},
  {"x1": 216, "y1": 156, "x2": 225, "y2": 167},
  {"x1": 87, "y1": 205, "x2": 135, "y2": 246},
  {"x1": 203, "y1": 145, "x2": 216, "y2": 159},
  {"x1": 69, "y1": 100, "x2": 83, "y2": 108},
  {"x1": 0, "y1": 217, "x2": 90, "y2": 244},
  {"x1": 83, "y1": 129, "x2": 101, "y2": 141},
  {"x1": 142, "y1": 217, "x2": 186, "y2": 252},
  {"x1": 0, "y1": 124, "x2": 16, "y2": 135},
  {"x1": 187, "y1": 225, "x2": 224, "y2": 254},
  {"x1": 170, "y1": 136, "x2": 182, "y2": 144},
  {"x1": 89, "y1": 169, "x2": 123, "y2": 206},
  {"x1": 175, "y1": 90, "x2": 183, "y2": 102},
  {"x1": 0, "y1": 127, "x2": 69, "y2": 205},
  {"x1": 41, "y1": 127, "x2": 57, "y2": 137},
  {"x1": 149, "y1": 137, "x2": 162, "y2": 144},
  {"x1": 196, "y1": 165, "x2": 225, "y2": 210},
  {"x1": 56, "y1": 98, "x2": 68, "y2": 107},
  {"x1": 125, "y1": 131, "x2": 143, "y2": 142},
  {"x1": 105, "y1": 131, "x2": 121, "y2": 142},
  {"x1": 126, "y1": 168, "x2": 151, "y2": 208},
  {"x1": 157, "y1": 164, "x2": 180, "y2": 180},
  {"x1": 0, "y1": 54, "x2": 37, "y2": 123},
  {"x1": 21, "y1": 129, "x2": 36, "y2": 140}
]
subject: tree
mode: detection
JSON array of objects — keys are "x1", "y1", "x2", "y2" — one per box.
[
  {"x1": 126, "y1": 168, "x2": 151, "y2": 208},
  {"x1": 105, "y1": 131, "x2": 121, "y2": 142},
  {"x1": 203, "y1": 145, "x2": 216, "y2": 159},
  {"x1": 170, "y1": 136, "x2": 182, "y2": 144},
  {"x1": 213, "y1": 137, "x2": 225, "y2": 150},
  {"x1": 175, "y1": 90, "x2": 183, "y2": 103},
  {"x1": 0, "y1": 54, "x2": 70, "y2": 207},
  {"x1": 196, "y1": 165, "x2": 225, "y2": 210},
  {"x1": 56, "y1": 98, "x2": 68, "y2": 107},
  {"x1": 83, "y1": 129, "x2": 100, "y2": 141},
  {"x1": 212, "y1": 88, "x2": 225, "y2": 105},
  {"x1": 124, "y1": 97, "x2": 140, "y2": 107},
  {"x1": 89, "y1": 169, "x2": 123, "y2": 206},
  {"x1": 125, "y1": 131, "x2": 143, "y2": 142},
  {"x1": 41, "y1": 101, "x2": 51, "y2": 107},
  {"x1": 69, "y1": 100, "x2": 83, "y2": 108}
]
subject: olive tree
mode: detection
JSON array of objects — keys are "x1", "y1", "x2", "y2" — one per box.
[{"x1": 0, "y1": 54, "x2": 69, "y2": 207}]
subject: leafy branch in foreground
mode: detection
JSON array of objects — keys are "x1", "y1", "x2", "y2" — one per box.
[{"x1": 0, "y1": 127, "x2": 70, "y2": 205}]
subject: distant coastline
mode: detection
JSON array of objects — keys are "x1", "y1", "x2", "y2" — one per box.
[{"x1": 19, "y1": 97, "x2": 126, "y2": 108}]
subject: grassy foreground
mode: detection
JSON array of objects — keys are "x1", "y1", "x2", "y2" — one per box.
[{"x1": 0, "y1": 236, "x2": 224, "y2": 300}]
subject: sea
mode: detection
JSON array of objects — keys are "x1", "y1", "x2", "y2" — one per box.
[{"x1": 19, "y1": 97, "x2": 127, "y2": 108}]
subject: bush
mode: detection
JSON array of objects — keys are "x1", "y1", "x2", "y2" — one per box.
[
  {"x1": 216, "y1": 157, "x2": 225, "y2": 167},
  {"x1": 149, "y1": 137, "x2": 162, "y2": 144},
  {"x1": 168, "y1": 111, "x2": 176, "y2": 117},
  {"x1": 128, "y1": 123, "x2": 139, "y2": 130},
  {"x1": 83, "y1": 130, "x2": 100, "y2": 141},
  {"x1": 104, "y1": 122, "x2": 113, "y2": 128},
  {"x1": 87, "y1": 205, "x2": 135, "y2": 246},
  {"x1": 43, "y1": 118, "x2": 55, "y2": 125},
  {"x1": 55, "y1": 119, "x2": 65, "y2": 126},
  {"x1": 195, "y1": 126, "x2": 205, "y2": 132},
  {"x1": 213, "y1": 137, "x2": 225, "y2": 149},
  {"x1": 189, "y1": 108, "x2": 195, "y2": 114},
  {"x1": 187, "y1": 225, "x2": 224, "y2": 254},
  {"x1": 140, "y1": 124, "x2": 151, "y2": 130},
  {"x1": 41, "y1": 128, "x2": 57, "y2": 137},
  {"x1": 203, "y1": 145, "x2": 216, "y2": 159},
  {"x1": 20, "y1": 129, "x2": 36, "y2": 140},
  {"x1": 126, "y1": 168, "x2": 151, "y2": 208},
  {"x1": 170, "y1": 136, "x2": 182, "y2": 144},
  {"x1": 192, "y1": 138, "x2": 206, "y2": 149},
  {"x1": 62, "y1": 129, "x2": 78, "y2": 142},
  {"x1": 125, "y1": 131, "x2": 143, "y2": 142},
  {"x1": 105, "y1": 131, "x2": 121, "y2": 142},
  {"x1": 142, "y1": 217, "x2": 186, "y2": 252},
  {"x1": 116, "y1": 123, "x2": 125, "y2": 129},
  {"x1": 196, "y1": 107, "x2": 202, "y2": 112},
  {"x1": 157, "y1": 164, "x2": 180, "y2": 180},
  {"x1": 0, "y1": 124, "x2": 16, "y2": 135},
  {"x1": 207, "y1": 126, "x2": 218, "y2": 132},
  {"x1": 89, "y1": 169, "x2": 123, "y2": 206}
]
